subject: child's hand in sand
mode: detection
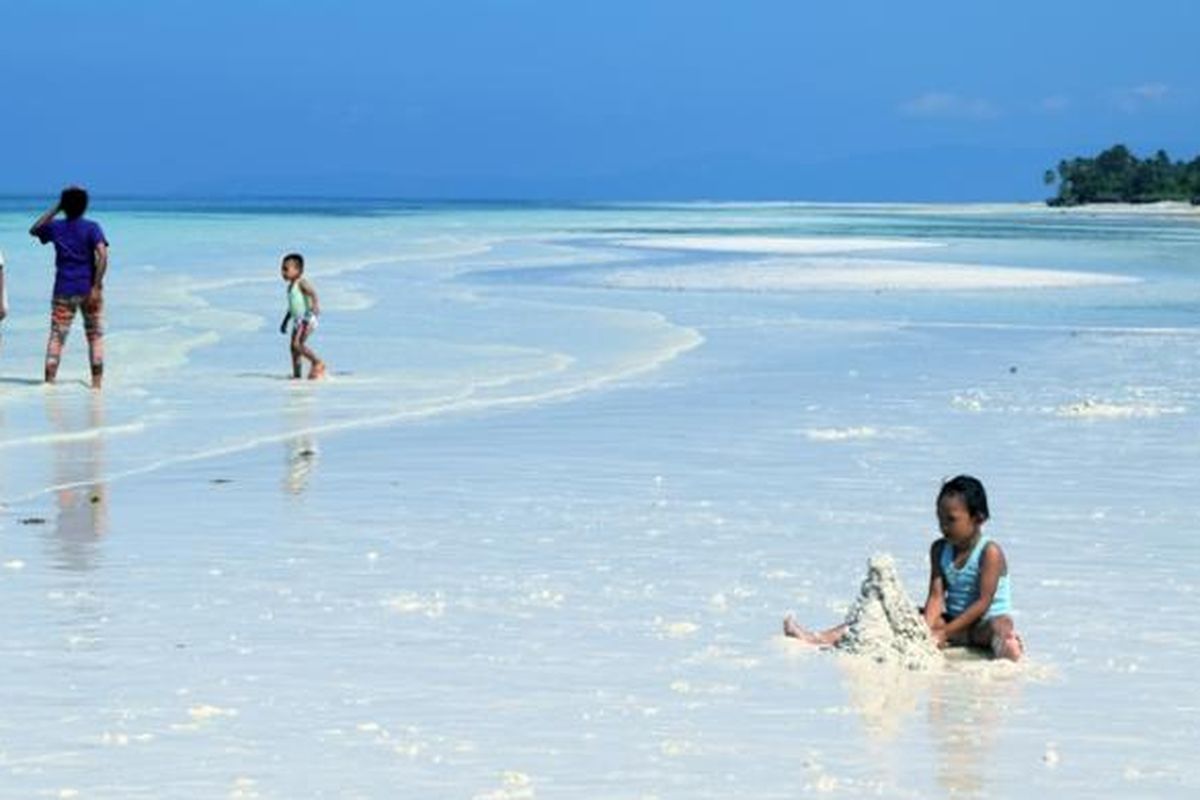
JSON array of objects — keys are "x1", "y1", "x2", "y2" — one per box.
[{"x1": 931, "y1": 627, "x2": 949, "y2": 649}]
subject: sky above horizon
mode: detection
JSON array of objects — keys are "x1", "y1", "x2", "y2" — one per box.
[{"x1": 2, "y1": 0, "x2": 1197, "y2": 200}]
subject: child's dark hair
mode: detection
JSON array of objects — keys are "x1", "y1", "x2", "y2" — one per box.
[
  {"x1": 60, "y1": 187, "x2": 89, "y2": 219},
  {"x1": 282, "y1": 252, "x2": 305, "y2": 272},
  {"x1": 938, "y1": 475, "x2": 990, "y2": 521}
]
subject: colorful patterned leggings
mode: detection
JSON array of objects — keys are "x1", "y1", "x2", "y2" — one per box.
[{"x1": 47, "y1": 294, "x2": 104, "y2": 377}]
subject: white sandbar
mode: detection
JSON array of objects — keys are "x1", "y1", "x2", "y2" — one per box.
[
  {"x1": 616, "y1": 235, "x2": 943, "y2": 255},
  {"x1": 594, "y1": 258, "x2": 1137, "y2": 292}
]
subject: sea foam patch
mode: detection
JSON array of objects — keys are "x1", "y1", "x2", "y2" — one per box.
[
  {"x1": 1055, "y1": 398, "x2": 1186, "y2": 419},
  {"x1": 801, "y1": 426, "x2": 880, "y2": 442}
]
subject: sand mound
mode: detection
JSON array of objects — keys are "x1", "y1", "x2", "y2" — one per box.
[{"x1": 836, "y1": 555, "x2": 942, "y2": 671}]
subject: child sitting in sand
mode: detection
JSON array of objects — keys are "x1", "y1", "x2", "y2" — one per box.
[
  {"x1": 783, "y1": 475, "x2": 1023, "y2": 662},
  {"x1": 278, "y1": 252, "x2": 326, "y2": 380}
]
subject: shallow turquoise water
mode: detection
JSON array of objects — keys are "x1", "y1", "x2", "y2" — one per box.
[{"x1": 1, "y1": 202, "x2": 1197, "y2": 798}]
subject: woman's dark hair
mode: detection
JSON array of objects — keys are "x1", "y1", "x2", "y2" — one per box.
[
  {"x1": 60, "y1": 187, "x2": 89, "y2": 219},
  {"x1": 938, "y1": 474, "x2": 990, "y2": 521},
  {"x1": 282, "y1": 252, "x2": 305, "y2": 272}
]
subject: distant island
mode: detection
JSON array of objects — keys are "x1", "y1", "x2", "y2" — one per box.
[{"x1": 1044, "y1": 145, "x2": 1200, "y2": 206}]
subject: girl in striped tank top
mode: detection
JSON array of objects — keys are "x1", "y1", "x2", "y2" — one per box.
[
  {"x1": 783, "y1": 475, "x2": 1022, "y2": 661},
  {"x1": 924, "y1": 475, "x2": 1021, "y2": 661}
]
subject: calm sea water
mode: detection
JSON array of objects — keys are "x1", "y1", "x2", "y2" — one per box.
[{"x1": 1, "y1": 201, "x2": 1197, "y2": 798}]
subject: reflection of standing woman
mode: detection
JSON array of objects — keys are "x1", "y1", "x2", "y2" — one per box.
[
  {"x1": 45, "y1": 390, "x2": 109, "y2": 572},
  {"x1": 29, "y1": 187, "x2": 109, "y2": 389}
]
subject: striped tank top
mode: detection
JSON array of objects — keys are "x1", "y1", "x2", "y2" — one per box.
[{"x1": 939, "y1": 534, "x2": 1012, "y2": 620}]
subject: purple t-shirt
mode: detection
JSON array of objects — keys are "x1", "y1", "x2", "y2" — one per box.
[{"x1": 34, "y1": 218, "x2": 108, "y2": 297}]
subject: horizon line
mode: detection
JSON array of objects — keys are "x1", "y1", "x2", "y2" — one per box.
[{"x1": 0, "y1": 193, "x2": 1052, "y2": 206}]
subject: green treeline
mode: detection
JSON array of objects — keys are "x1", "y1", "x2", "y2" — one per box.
[{"x1": 1044, "y1": 145, "x2": 1200, "y2": 206}]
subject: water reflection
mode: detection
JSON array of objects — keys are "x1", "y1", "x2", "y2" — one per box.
[
  {"x1": 927, "y1": 660, "x2": 1023, "y2": 797},
  {"x1": 283, "y1": 388, "x2": 319, "y2": 495},
  {"x1": 45, "y1": 390, "x2": 108, "y2": 571},
  {"x1": 836, "y1": 651, "x2": 1021, "y2": 797},
  {"x1": 837, "y1": 655, "x2": 929, "y2": 741}
]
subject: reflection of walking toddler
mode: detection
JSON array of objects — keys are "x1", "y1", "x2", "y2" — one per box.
[
  {"x1": 278, "y1": 253, "x2": 325, "y2": 380},
  {"x1": 0, "y1": 249, "x2": 8, "y2": 332}
]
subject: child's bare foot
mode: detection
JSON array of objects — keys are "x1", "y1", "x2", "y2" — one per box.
[
  {"x1": 783, "y1": 616, "x2": 848, "y2": 646},
  {"x1": 992, "y1": 632, "x2": 1023, "y2": 662},
  {"x1": 783, "y1": 614, "x2": 808, "y2": 640},
  {"x1": 308, "y1": 361, "x2": 326, "y2": 380},
  {"x1": 783, "y1": 615, "x2": 827, "y2": 644}
]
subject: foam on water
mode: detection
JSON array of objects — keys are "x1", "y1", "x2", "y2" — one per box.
[
  {"x1": 802, "y1": 426, "x2": 881, "y2": 442},
  {"x1": 1055, "y1": 398, "x2": 1187, "y2": 418}
]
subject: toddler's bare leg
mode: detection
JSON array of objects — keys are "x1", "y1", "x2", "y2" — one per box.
[
  {"x1": 289, "y1": 335, "x2": 303, "y2": 378},
  {"x1": 972, "y1": 615, "x2": 1022, "y2": 661},
  {"x1": 295, "y1": 323, "x2": 325, "y2": 379}
]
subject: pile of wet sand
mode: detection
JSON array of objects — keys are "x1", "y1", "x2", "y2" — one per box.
[{"x1": 836, "y1": 555, "x2": 942, "y2": 670}]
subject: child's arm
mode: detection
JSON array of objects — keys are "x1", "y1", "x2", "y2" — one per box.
[
  {"x1": 923, "y1": 540, "x2": 947, "y2": 632},
  {"x1": 938, "y1": 542, "x2": 1006, "y2": 642},
  {"x1": 279, "y1": 311, "x2": 292, "y2": 334},
  {"x1": 29, "y1": 198, "x2": 61, "y2": 238},
  {"x1": 299, "y1": 278, "x2": 320, "y2": 316},
  {"x1": 89, "y1": 241, "x2": 108, "y2": 304}
]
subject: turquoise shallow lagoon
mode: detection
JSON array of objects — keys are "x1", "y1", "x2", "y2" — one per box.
[{"x1": 1, "y1": 201, "x2": 1198, "y2": 798}]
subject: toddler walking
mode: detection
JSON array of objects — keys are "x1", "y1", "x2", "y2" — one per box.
[{"x1": 278, "y1": 253, "x2": 325, "y2": 380}]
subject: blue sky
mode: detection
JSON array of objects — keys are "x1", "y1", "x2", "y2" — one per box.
[{"x1": 2, "y1": 0, "x2": 1196, "y2": 200}]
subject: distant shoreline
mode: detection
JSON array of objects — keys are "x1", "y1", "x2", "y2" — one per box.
[{"x1": 1042, "y1": 200, "x2": 1200, "y2": 218}]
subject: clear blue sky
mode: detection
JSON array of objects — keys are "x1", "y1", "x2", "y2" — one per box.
[{"x1": 2, "y1": 0, "x2": 1196, "y2": 200}]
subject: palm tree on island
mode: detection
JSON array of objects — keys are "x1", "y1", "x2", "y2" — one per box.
[{"x1": 1044, "y1": 144, "x2": 1200, "y2": 206}]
